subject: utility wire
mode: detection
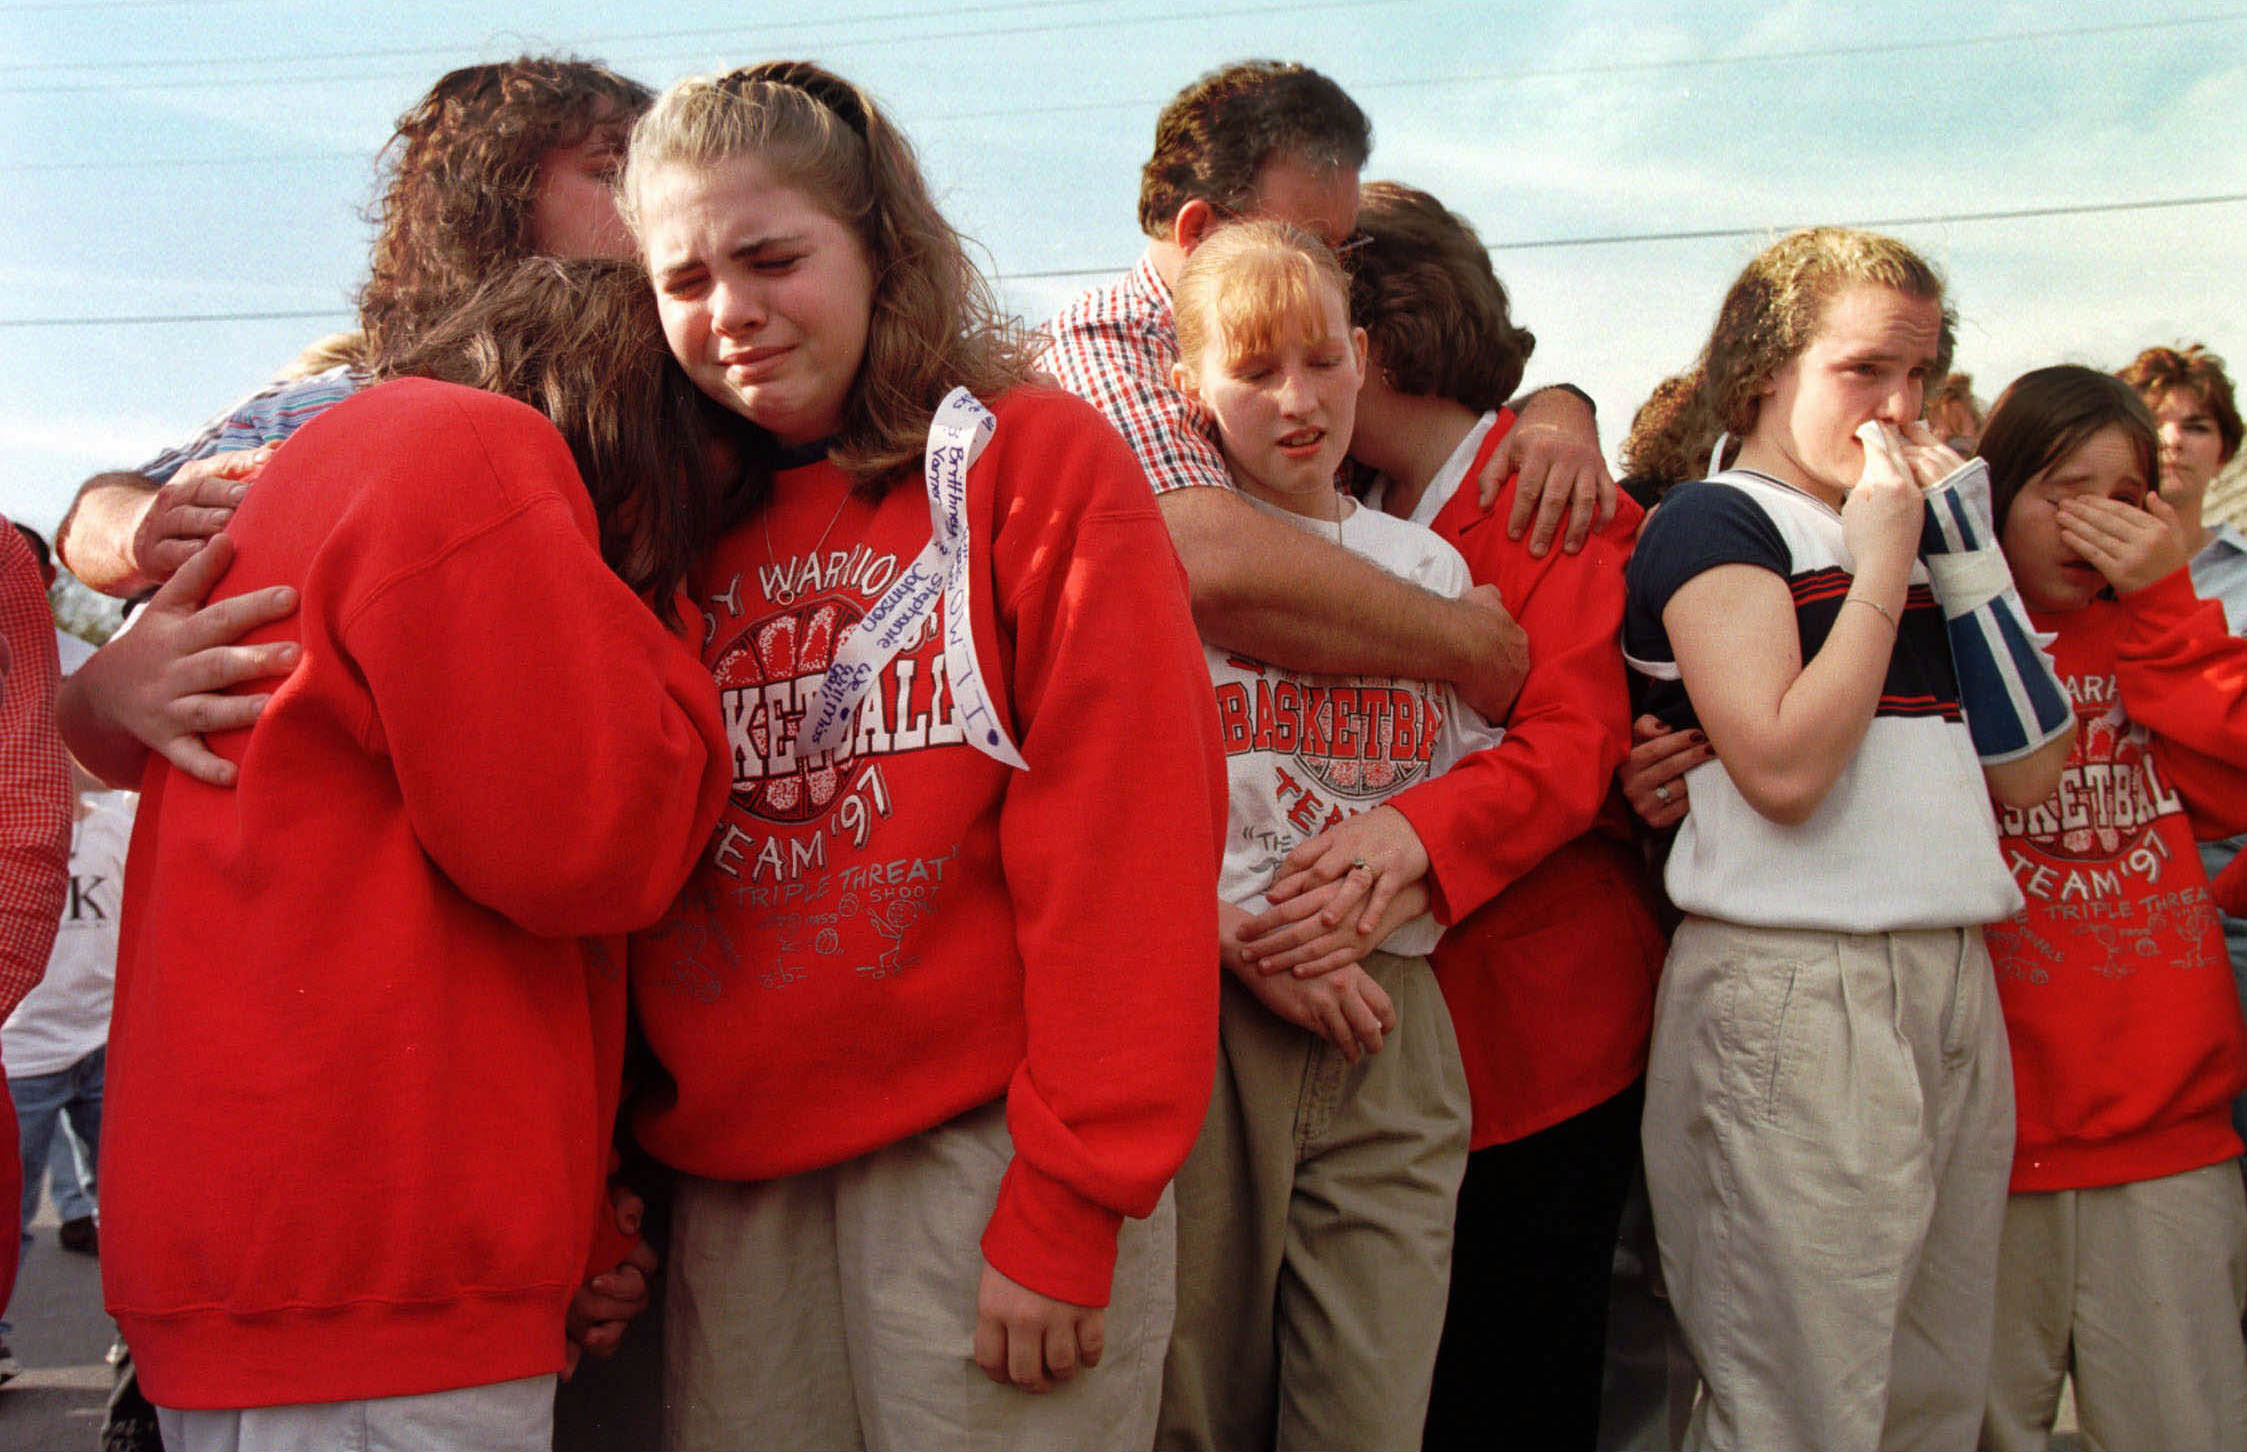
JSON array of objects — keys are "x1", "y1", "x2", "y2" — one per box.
[
  {"x1": 5, "y1": 191, "x2": 2241, "y2": 330},
  {"x1": 9, "y1": 8, "x2": 2241, "y2": 168},
  {"x1": 0, "y1": 0, "x2": 1408, "y2": 93},
  {"x1": 0, "y1": 0, "x2": 260, "y2": 10},
  {"x1": 0, "y1": 0, "x2": 1121, "y2": 71}
]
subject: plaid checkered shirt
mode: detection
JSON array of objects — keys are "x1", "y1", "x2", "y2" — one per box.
[
  {"x1": 0, "y1": 522, "x2": 70, "y2": 1024},
  {"x1": 1043, "y1": 253, "x2": 1235, "y2": 496}
]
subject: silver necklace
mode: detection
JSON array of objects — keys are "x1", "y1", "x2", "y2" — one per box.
[{"x1": 762, "y1": 484, "x2": 855, "y2": 566}]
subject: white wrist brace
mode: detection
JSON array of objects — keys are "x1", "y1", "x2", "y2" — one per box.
[{"x1": 1919, "y1": 458, "x2": 2074, "y2": 763}]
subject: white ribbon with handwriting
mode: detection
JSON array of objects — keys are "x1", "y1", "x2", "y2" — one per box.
[{"x1": 794, "y1": 387, "x2": 1028, "y2": 770}]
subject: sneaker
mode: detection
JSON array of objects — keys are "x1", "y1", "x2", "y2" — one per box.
[
  {"x1": 0, "y1": 1335, "x2": 19, "y2": 1385},
  {"x1": 58, "y1": 1215, "x2": 97, "y2": 1256}
]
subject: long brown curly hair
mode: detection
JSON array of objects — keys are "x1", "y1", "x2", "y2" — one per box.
[
  {"x1": 374, "y1": 257, "x2": 756, "y2": 623},
  {"x1": 621, "y1": 60, "x2": 1039, "y2": 493},
  {"x1": 359, "y1": 57, "x2": 653, "y2": 368},
  {"x1": 1619, "y1": 370, "x2": 1722, "y2": 498}
]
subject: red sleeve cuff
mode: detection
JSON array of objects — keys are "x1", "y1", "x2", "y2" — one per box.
[
  {"x1": 979, "y1": 1156, "x2": 1124, "y2": 1308},
  {"x1": 2214, "y1": 850, "x2": 2247, "y2": 920},
  {"x1": 1388, "y1": 787, "x2": 1465, "y2": 926},
  {"x1": 2118, "y1": 565, "x2": 2198, "y2": 617}
]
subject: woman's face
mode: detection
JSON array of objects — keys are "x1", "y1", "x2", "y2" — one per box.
[
  {"x1": 1999, "y1": 423, "x2": 2150, "y2": 613},
  {"x1": 2151, "y1": 387, "x2": 2229, "y2": 499},
  {"x1": 639, "y1": 154, "x2": 876, "y2": 448},
  {"x1": 1747, "y1": 283, "x2": 1943, "y2": 501},
  {"x1": 1177, "y1": 281, "x2": 1366, "y2": 518},
  {"x1": 527, "y1": 110, "x2": 635, "y2": 261}
]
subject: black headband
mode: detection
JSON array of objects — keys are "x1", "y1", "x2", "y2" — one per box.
[{"x1": 720, "y1": 61, "x2": 870, "y2": 139}]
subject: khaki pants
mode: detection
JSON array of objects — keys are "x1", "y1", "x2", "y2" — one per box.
[
  {"x1": 1983, "y1": 1162, "x2": 2247, "y2": 1452},
  {"x1": 663, "y1": 1098, "x2": 1176, "y2": 1452},
  {"x1": 1158, "y1": 951, "x2": 1471, "y2": 1452},
  {"x1": 1642, "y1": 919, "x2": 2015, "y2": 1452}
]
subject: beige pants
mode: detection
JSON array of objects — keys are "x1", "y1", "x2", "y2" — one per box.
[
  {"x1": 1983, "y1": 1162, "x2": 2247, "y2": 1452},
  {"x1": 663, "y1": 1098, "x2": 1176, "y2": 1452},
  {"x1": 1157, "y1": 951, "x2": 1471, "y2": 1452},
  {"x1": 1642, "y1": 918, "x2": 2016, "y2": 1452}
]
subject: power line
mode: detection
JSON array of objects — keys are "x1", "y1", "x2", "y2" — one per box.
[
  {"x1": 6, "y1": 190, "x2": 2241, "y2": 330},
  {"x1": 0, "y1": 0, "x2": 1408, "y2": 93},
  {"x1": 1350, "y1": 12, "x2": 2247, "y2": 95},
  {"x1": 0, "y1": 306, "x2": 352, "y2": 329},
  {"x1": 0, "y1": 0, "x2": 1113, "y2": 72},
  {"x1": 0, "y1": 0, "x2": 262, "y2": 10},
  {"x1": 9, "y1": 8, "x2": 2241, "y2": 169}
]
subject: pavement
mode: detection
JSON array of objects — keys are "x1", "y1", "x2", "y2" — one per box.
[{"x1": 0, "y1": 1189, "x2": 119, "y2": 1452}]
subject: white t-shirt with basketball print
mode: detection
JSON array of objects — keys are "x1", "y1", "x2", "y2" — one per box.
[{"x1": 1206, "y1": 496, "x2": 1500, "y2": 956}]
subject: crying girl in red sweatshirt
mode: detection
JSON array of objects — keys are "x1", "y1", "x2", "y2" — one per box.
[{"x1": 1973, "y1": 365, "x2": 2247, "y2": 1452}]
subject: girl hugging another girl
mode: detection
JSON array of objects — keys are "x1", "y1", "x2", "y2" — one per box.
[{"x1": 1155, "y1": 218, "x2": 1482, "y2": 1451}]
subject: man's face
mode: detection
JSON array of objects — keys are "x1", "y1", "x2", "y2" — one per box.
[{"x1": 1243, "y1": 152, "x2": 1361, "y2": 251}]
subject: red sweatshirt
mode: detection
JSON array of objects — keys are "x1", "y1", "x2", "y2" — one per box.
[
  {"x1": 1390, "y1": 414, "x2": 1666, "y2": 1148},
  {"x1": 2216, "y1": 849, "x2": 2247, "y2": 919},
  {"x1": 631, "y1": 386, "x2": 1224, "y2": 1308},
  {"x1": 104, "y1": 379, "x2": 729, "y2": 1409},
  {"x1": 1985, "y1": 568, "x2": 2247, "y2": 1193}
]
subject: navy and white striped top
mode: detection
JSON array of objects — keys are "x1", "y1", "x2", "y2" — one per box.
[{"x1": 1624, "y1": 470, "x2": 2020, "y2": 933}]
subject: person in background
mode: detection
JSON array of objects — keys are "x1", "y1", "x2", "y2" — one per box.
[
  {"x1": 56, "y1": 55, "x2": 652, "y2": 602},
  {"x1": 1, "y1": 781, "x2": 128, "y2": 1260},
  {"x1": 1614, "y1": 373, "x2": 1715, "y2": 513},
  {"x1": 0, "y1": 517, "x2": 71, "y2": 1383},
  {"x1": 1928, "y1": 371, "x2": 1985, "y2": 453},
  {"x1": 2, "y1": 764, "x2": 125, "y2": 1262},
  {"x1": 2116, "y1": 346, "x2": 2247, "y2": 1141}
]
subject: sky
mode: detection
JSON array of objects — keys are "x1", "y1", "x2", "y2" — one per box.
[{"x1": 4, "y1": 0, "x2": 2243, "y2": 539}]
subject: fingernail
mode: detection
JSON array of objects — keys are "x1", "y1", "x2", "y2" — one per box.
[{"x1": 1689, "y1": 731, "x2": 1707, "y2": 744}]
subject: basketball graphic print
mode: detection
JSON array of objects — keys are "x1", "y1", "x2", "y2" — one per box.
[
  {"x1": 1297, "y1": 685, "x2": 1442, "y2": 801},
  {"x1": 714, "y1": 597, "x2": 865, "y2": 823},
  {"x1": 2033, "y1": 705, "x2": 2182, "y2": 866}
]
